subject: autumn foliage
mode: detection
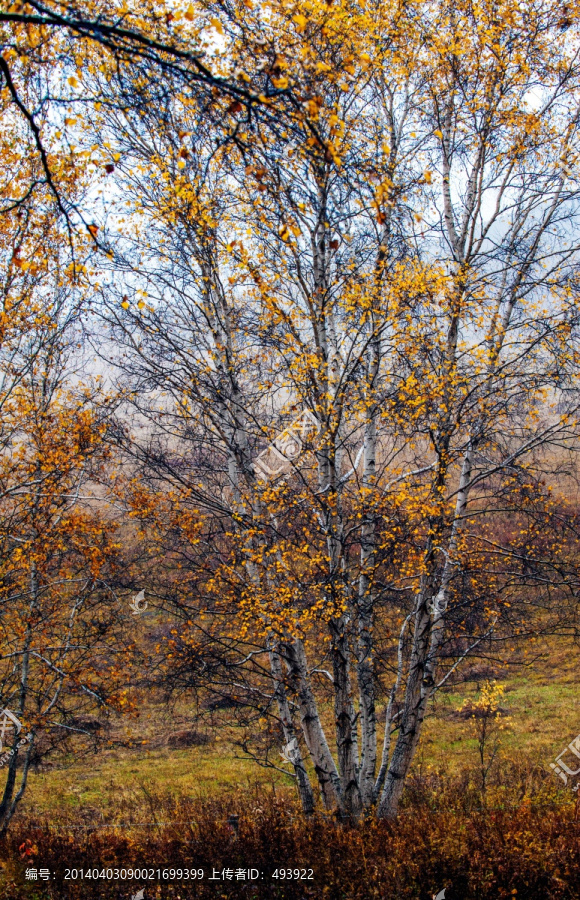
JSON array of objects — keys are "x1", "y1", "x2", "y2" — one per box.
[{"x1": 1, "y1": 0, "x2": 580, "y2": 839}]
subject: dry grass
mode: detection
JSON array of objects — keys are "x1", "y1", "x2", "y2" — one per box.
[{"x1": 1, "y1": 775, "x2": 579, "y2": 899}]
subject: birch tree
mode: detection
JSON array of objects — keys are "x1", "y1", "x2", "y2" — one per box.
[
  {"x1": 0, "y1": 193, "x2": 130, "y2": 831},
  {"x1": 93, "y1": 0, "x2": 580, "y2": 820}
]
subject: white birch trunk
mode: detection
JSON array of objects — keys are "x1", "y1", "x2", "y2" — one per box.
[
  {"x1": 356, "y1": 334, "x2": 379, "y2": 808},
  {"x1": 377, "y1": 444, "x2": 474, "y2": 818},
  {"x1": 269, "y1": 641, "x2": 315, "y2": 815},
  {"x1": 284, "y1": 638, "x2": 342, "y2": 810}
]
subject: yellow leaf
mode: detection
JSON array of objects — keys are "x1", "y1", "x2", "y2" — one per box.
[
  {"x1": 434, "y1": 129, "x2": 443, "y2": 139},
  {"x1": 209, "y1": 17, "x2": 224, "y2": 34},
  {"x1": 293, "y1": 13, "x2": 307, "y2": 30}
]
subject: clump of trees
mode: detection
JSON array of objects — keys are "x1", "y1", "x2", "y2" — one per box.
[{"x1": 1, "y1": 0, "x2": 580, "y2": 826}]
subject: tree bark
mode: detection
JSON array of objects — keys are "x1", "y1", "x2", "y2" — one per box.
[
  {"x1": 284, "y1": 638, "x2": 342, "y2": 811},
  {"x1": 269, "y1": 641, "x2": 315, "y2": 815},
  {"x1": 356, "y1": 332, "x2": 379, "y2": 808},
  {"x1": 330, "y1": 619, "x2": 362, "y2": 817}
]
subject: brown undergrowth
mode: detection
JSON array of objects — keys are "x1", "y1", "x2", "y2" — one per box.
[{"x1": 1, "y1": 766, "x2": 578, "y2": 900}]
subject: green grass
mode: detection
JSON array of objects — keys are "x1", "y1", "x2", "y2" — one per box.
[
  {"x1": 423, "y1": 660, "x2": 580, "y2": 774},
  {"x1": 9, "y1": 636, "x2": 580, "y2": 823},
  {"x1": 25, "y1": 742, "x2": 289, "y2": 822}
]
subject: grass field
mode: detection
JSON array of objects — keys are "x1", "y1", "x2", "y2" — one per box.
[{"x1": 12, "y1": 635, "x2": 579, "y2": 826}]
